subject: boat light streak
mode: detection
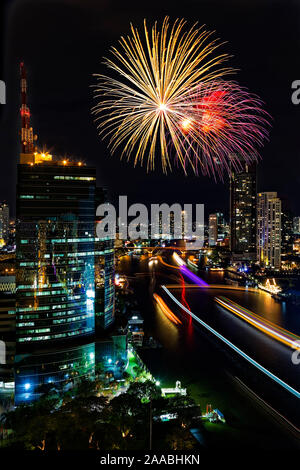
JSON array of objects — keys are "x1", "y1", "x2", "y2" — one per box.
[
  {"x1": 215, "y1": 296, "x2": 300, "y2": 350},
  {"x1": 172, "y1": 252, "x2": 186, "y2": 266},
  {"x1": 154, "y1": 293, "x2": 182, "y2": 325},
  {"x1": 180, "y1": 264, "x2": 208, "y2": 286},
  {"x1": 162, "y1": 286, "x2": 300, "y2": 399}
]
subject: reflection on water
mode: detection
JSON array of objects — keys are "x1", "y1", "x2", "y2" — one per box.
[
  {"x1": 117, "y1": 254, "x2": 300, "y2": 432},
  {"x1": 198, "y1": 270, "x2": 300, "y2": 336},
  {"x1": 119, "y1": 254, "x2": 300, "y2": 337},
  {"x1": 220, "y1": 288, "x2": 299, "y2": 335},
  {"x1": 119, "y1": 255, "x2": 300, "y2": 387},
  {"x1": 1, "y1": 252, "x2": 298, "y2": 416},
  {"x1": 201, "y1": 270, "x2": 225, "y2": 285},
  {"x1": 166, "y1": 286, "x2": 300, "y2": 389}
]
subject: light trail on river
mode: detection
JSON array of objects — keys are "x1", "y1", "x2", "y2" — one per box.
[
  {"x1": 162, "y1": 285, "x2": 300, "y2": 400},
  {"x1": 215, "y1": 296, "x2": 300, "y2": 350}
]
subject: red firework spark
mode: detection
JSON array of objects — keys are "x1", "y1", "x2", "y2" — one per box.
[{"x1": 177, "y1": 80, "x2": 271, "y2": 179}]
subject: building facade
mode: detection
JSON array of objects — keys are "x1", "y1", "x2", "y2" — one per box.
[
  {"x1": 15, "y1": 156, "x2": 116, "y2": 402},
  {"x1": 208, "y1": 212, "x2": 224, "y2": 246},
  {"x1": 0, "y1": 252, "x2": 15, "y2": 395},
  {"x1": 230, "y1": 164, "x2": 257, "y2": 259},
  {"x1": 281, "y1": 208, "x2": 294, "y2": 256},
  {"x1": 293, "y1": 216, "x2": 300, "y2": 234},
  {"x1": 13, "y1": 63, "x2": 116, "y2": 403},
  {"x1": 257, "y1": 192, "x2": 282, "y2": 269},
  {"x1": 95, "y1": 238, "x2": 115, "y2": 330},
  {"x1": 14, "y1": 342, "x2": 95, "y2": 404},
  {"x1": 95, "y1": 188, "x2": 115, "y2": 330},
  {"x1": 0, "y1": 203, "x2": 9, "y2": 243},
  {"x1": 16, "y1": 157, "x2": 98, "y2": 348}
]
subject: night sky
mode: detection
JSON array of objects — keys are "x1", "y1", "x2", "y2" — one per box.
[{"x1": 1, "y1": 0, "x2": 300, "y2": 218}]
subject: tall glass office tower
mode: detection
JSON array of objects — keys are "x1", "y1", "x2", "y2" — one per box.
[
  {"x1": 16, "y1": 157, "x2": 97, "y2": 348},
  {"x1": 14, "y1": 64, "x2": 116, "y2": 403}
]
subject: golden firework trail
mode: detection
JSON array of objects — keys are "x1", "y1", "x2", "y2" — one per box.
[{"x1": 92, "y1": 17, "x2": 232, "y2": 174}]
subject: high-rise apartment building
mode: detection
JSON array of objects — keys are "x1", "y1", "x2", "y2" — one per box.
[
  {"x1": 257, "y1": 192, "x2": 282, "y2": 269},
  {"x1": 230, "y1": 164, "x2": 257, "y2": 259},
  {"x1": 209, "y1": 212, "x2": 224, "y2": 246},
  {"x1": 155, "y1": 209, "x2": 185, "y2": 240},
  {"x1": 209, "y1": 214, "x2": 218, "y2": 246}
]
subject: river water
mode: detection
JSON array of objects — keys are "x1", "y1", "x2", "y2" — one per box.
[{"x1": 118, "y1": 254, "x2": 300, "y2": 449}]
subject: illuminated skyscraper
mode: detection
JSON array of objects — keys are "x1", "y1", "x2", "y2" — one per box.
[
  {"x1": 209, "y1": 212, "x2": 224, "y2": 246},
  {"x1": 95, "y1": 188, "x2": 115, "y2": 330},
  {"x1": 209, "y1": 214, "x2": 218, "y2": 246},
  {"x1": 15, "y1": 158, "x2": 116, "y2": 401},
  {"x1": 281, "y1": 205, "x2": 294, "y2": 256},
  {"x1": 230, "y1": 164, "x2": 257, "y2": 259},
  {"x1": 257, "y1": 192, "x2": 282, "y2": 269},
  {"x1": 156, "y1": 209, "x2": 186, "y2": 240},
  {"x1": 0, "y1": 202, "x2": 9, "y2": 243},
  {"x1": 14, "y1": 64, "x2": 116, "y2": 403},
  {"x1": 16, "y1": 64, "x2": 115, "y2": 351},
  {"x1": 16, "y1": 158, "x2": 97, "y2": 347}
]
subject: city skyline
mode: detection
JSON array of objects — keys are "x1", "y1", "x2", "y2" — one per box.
[
  {"x1": 1, "y1": 0, "x2": 300, "y2": 217},
  {"x1": 0, "y1": 0, "x2": 300, "y2": 455}
]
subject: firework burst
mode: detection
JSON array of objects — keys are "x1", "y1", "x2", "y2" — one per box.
[
  {"x1": 92, "y1": 17, "x2": 232, "y2": 173},
  {"x1": 178, "y1": 80, "x2": 271, "y2": 178},
  {"x1": 92, "y1": 17, "x2": 270, "y2": 177}
]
